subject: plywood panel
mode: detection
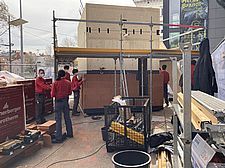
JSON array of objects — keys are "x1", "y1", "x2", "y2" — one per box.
[{"x1": 80, "y1": 73, "x2": 163, "y2": 109}]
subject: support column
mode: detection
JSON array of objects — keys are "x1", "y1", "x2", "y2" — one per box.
[{"x1": 180, "y1": 43, "x2": 192, "y2": 168}]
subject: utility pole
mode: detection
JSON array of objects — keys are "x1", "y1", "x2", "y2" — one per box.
[
  {"x1": 20, "y1": 0, "x2": 24, "y2": 76},
  {"x1": 8, "y1": 15, "x2": 12, "y2": 72}
]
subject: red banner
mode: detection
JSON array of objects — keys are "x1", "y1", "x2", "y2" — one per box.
[
  {"x1": 17, "y1": 80, "x2": 35, "y2": 121},
  {"x1": 0, "y1": 85, "x2": 25, "y2": 143}
]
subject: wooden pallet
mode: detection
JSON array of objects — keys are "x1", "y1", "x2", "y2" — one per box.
[{"x1": 0, "y1": 140, "x2": 42, "y2": 168}]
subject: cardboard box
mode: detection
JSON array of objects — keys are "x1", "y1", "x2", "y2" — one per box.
[
  {"x1": 26, "y1": 124, "x2": 37, "y2": 130},
  {"x1": 38, "y1": 120, "x2": 56, "y2": 134}
]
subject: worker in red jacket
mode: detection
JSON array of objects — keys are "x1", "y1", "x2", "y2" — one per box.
[
  {"x1": 71, "y1": 69, "x2": 84, "y2": 116},
  {"x1": 191, "y1": 60, "x2": 196, "y2": 89},
  {"x1": 179, "y1": 60, "x2": 197, "y2": 92},
  {"x1": 51, "y1": 70, "x2": 73, "y2": 143},
  {"x1": 35, "y1": 69, "x2": 51, "y2": 124},
  {"x1": 64, "y1": 65, "x2": 71, "y2": 81},
  {"x1": 160, "y1": 65, "x2": 170, "y2": 106}
]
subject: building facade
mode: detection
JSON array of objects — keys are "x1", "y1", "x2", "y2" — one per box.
[
  {"x1": 133, "y1": 0, "x2": 163, "y2": 8},
  {"x1": 208, "y1": 0, "x2": 225, "y2": 51},
  {"x1": 77, "y1": 3, "x2": 160, "y2": 71},
  {"x1": 133, "y1": 0, "x2": 163, "y2": 43}
]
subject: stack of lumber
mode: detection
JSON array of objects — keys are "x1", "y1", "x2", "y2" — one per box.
[{"x1": 177, "y1": 92, "x2": 218, "y2": 130}]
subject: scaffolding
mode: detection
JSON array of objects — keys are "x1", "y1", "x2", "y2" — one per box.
[{"x1": 52, "y1": 11, "x2": 203, "y2": 167}]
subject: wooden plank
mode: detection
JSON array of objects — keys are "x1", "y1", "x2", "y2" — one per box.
[
  {"x1": 158, "y1": 150, "x2": 162, "y2": 168},
  {"x1": 0, "y1": 140, "x2": 41, "y2": 168},
  {"x1": 191, "y1": 98, "x2": 218, "y2": 125},
  {"x1": 158, "y1": 150, "x2": 168, "y2": 168},
  {"x1": 37, "y1": 120, "x2": 56, "y2": 135}
]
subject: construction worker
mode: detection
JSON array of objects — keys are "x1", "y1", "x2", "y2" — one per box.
[
  {"x1": 64, "y1": 65, "x2": 71, "y2": 81},
  {"x1": 35, "y1": 69, "x2": 51, "y2": 124},
  {"x1": 51, "y1": 70, "x2": 73, "y2": 143},
  {"x1": 179, "y1": 60, "x2": 197, "y2": 92},
  {"x1": 71, "y1": 69, "x2": 84, "y2": 116},
  {"x1": 160, "y1": 65, "x2": 170, "y2": 106}
]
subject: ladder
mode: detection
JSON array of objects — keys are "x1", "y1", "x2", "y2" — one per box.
[
  {"x1": 119, "y1": 56, "x2": 129, "y2": 97},
  {"x1": 119, "y1": 15, "x2": 129, "y2": 98}
]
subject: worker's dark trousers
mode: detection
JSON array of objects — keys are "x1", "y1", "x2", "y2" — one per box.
[
  {"x1": 163, "y1": 84, "x2": 169, "y2": 106},
  {"x1": 55, "y1": 98, "x2": 73, "y2": 140},
  {"x1": 73, "y1": 90, "x2": 80, "y2": 114},
  {"x1": 35, "y1": 93, "x2": 46, "y2": 124}
]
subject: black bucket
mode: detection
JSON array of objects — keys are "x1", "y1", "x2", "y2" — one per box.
[
  {"x1": 112, "y1": 150, "x2": 151, "y2": 168},
  {"x1": 101, "y1": 126, "x2": 107, "y2": 141}
]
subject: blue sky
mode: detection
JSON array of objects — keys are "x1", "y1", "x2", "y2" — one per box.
[{"x1": 1, "y1": 0, "x2": 134, "y2": 53}]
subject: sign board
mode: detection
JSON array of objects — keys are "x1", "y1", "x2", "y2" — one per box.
[
  {"x1": 0, "y1": 85, "x2": 25, "y2": 143},
  {"x1": 211, "y1": 39, "x2": 225, "y2": 100},
  {"x1": 180, "y1": 0, "x2": 208, "y2": 48},
  {"x1": 192, "y1": 134, "x2": 216, "y2": 168}
]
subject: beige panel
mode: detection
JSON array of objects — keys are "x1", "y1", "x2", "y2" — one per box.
[
  {"x1": 83, "y1": 58, "x2": 159, "y2": 70},
  {"x1": 77, "y1": 4, "x2": 161, "y2": 71},
  {"x1": 77, "y1": 58, "x2": 87, "y2": 71}
]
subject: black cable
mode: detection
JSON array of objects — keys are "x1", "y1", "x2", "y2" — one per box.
[
  {"x1": 62, "y1": 118, "x2": 103, "y2": 128},
  {"x1": 0, "y1": 28, "x2": 8, "y2": 37},
  {"x1": 32, "y1": 141, "x2": 67, "y2": 168},
  {"x1": 73, "y1": 119, "x2": 103, "y2": 125},
  {"x1": 46, "y1": 143, "x2": 106, "y2": 168},
  {"x1": 31, "y1": 119, "x2": 104, "y2": 167}
]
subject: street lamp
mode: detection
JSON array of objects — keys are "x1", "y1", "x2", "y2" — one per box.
[{"x1": 9, "y1": 16, "x2": 28, "y2": 73}]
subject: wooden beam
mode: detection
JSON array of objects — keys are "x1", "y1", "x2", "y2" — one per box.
[
  {"x1": 177, "y1": 92, "x2": 218, "y2": 130},
  {"x1": 191, "y1": 97, "x2": 218, "y2": 125},
  {"x1": 54, "y1": 47, "x2": 200, "y2": 56}
]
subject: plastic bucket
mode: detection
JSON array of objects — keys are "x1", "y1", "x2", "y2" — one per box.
[
  {"x1": 112, "y1": 150, "x2": 151, "y2": 168},
  {"x1": 101, "y1": 126, "x2": 107, "y2": 141}
]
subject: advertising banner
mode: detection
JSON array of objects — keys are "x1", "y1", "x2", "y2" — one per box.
[
  {"x1": 0, "y1": 85, "x2": 25, "y2": 143},
  {"x1": 17, "y1": 79, "x2": 35, "y2": 121},
  {"x1": 211, "y1": 39, "x2": 225, "y2": 100},
  {"x1": 180, "y1": 0, "x2": 208, "y2": 48}
]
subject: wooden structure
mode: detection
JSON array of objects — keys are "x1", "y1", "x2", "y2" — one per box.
[{"x1": 80, "y1": 72, "x2": 163, "y2": 111}]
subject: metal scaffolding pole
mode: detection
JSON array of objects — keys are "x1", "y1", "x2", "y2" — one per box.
[
  {"x1": 149, "y1": 17, "x2": 153, "y2": 134},
  {"x1": 53, "y1": 10, "x2": 57, "y2": 80},
  {"x1": 180, "y1": 43, "x2": 192, "y2": 168},
  {"x1": 141, "y1": 58, "x2": 144, "y2": 96},
  {"x1": 114, "y1": 58, "x2": 117, "y2": 96},
  {"x1": 119, "y1": 15, "x2": 123, "y2": 96},
  {"x1": 171, "y1": 57, "x2": 178, "y2": 104},
  {"x1": 54, "y1": 17, "x2": 204, "y2": 29},
  {"x1": 171, "y1": 57, "x2": 178, "y2": 168}
]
